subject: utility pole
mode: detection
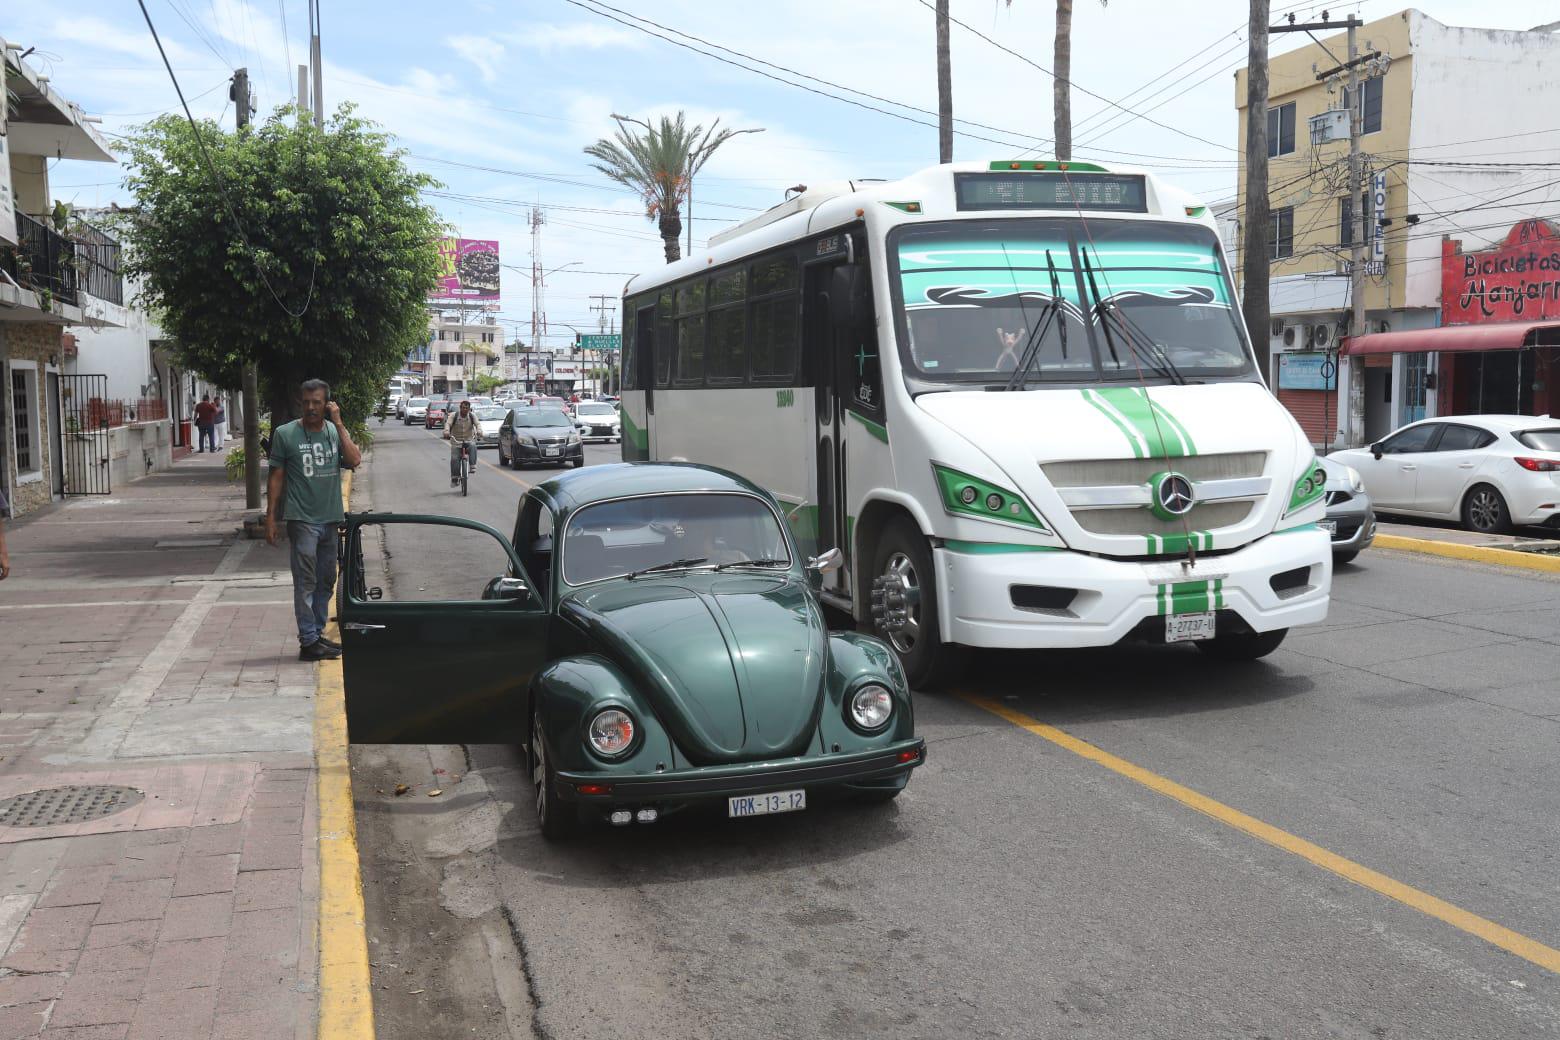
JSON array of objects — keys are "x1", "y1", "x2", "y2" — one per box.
[
  {"x1": 232, "y1": 68, "x2": 262, "y2": 512},
  {"x1": 935, "y1": 0, "x2": 953, "y2": 163},
  {"x1": 590, "y1": 294, "x2": 615, "y2": 399},
  {"x1": 1242, "y1": 0, "x2": 1270, "y2": 383},
  {"x1": 308, "y1": 0, "x2": 323, "y2": 128}
]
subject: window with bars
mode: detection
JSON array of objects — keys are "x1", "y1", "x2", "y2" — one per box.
[
  {"x1": 11, "y1": 368, "x2": 37, "y2": 474},
  {"x1": 1269, "y1": 206, "x2": 1294, "y2": 260}
]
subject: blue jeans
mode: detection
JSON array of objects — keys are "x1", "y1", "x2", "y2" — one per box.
[
  {"x1": 197, "y1": 424, "x2": 216, "y2": 452},
  {"x1": 287, "y1": 521, "x2": 338, "y2": 647}
]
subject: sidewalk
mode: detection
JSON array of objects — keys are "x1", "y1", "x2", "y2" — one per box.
[{"x1": 0, "y1": 451, "x2": 323, "y2": 1039}]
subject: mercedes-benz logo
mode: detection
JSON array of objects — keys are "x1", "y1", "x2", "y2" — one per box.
[{"x1": 1155, "y1": 472, "x2": 1195, "y2": 517}]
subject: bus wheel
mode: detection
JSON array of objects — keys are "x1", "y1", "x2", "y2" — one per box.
[{"x1": 869, "y1": 519, "x2": 959, "y2": 690}]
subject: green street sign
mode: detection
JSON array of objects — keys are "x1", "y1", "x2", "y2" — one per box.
[{"x1": 578, "y1": 334, "x2": 621, "y2": 352}]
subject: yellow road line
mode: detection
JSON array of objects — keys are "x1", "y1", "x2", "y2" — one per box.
[
  {"x1": 1374, "y1": 533, "x2": 1560, "y2": 575},
  {"x1": 316, "y1": 470, "x2": 374, "y2": 1038},
  {"x1": 960, "y1": 693, "x2": 1560, "y2": 976}
]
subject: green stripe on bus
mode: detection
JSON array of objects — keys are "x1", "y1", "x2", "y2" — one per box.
[
  {"x1": 942, "y1": 540, "x2": 1063, "y2": 554},
  {"x1": 1158, "y1": 579, "x2": 1211, "y2": 615},
  {"x1": 850, "y1": 411, "x2": 889, "y2": 443},
  {"x1": 1093, "y1": 387, "x2": 1192, "y2": 458},
  {"x1": 1147, "y1": 531, "x2": 1210, "y2": 555},
  {"x1": 1081, "y1": 389, "x2": 1147, "y2": 458},
  {"x1": 620, "y1": 410, "x2": 649, "y2": 457}
]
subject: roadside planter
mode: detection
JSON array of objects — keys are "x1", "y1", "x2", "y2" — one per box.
[{"x1": 337, "y1": 462, "x2": 925, "y2": 838}]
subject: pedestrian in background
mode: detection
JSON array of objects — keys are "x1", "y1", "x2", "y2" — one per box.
[
  {"x1": 264, "y1": 379, "x2": 363, "y2": 661},
  {"x1": 0, "y1": 486, "x2": 10, "y2": 580},
  {"x1": 213, "y1": 395, "x2": 228, "y2": 448},
  {"x1": 193, "y1": 393, "x2": 217, "y2": 453}
]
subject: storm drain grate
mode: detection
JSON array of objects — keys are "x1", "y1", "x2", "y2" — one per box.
[{"x1": 0, "y1": 785, "x2": 145, "y2": 827}]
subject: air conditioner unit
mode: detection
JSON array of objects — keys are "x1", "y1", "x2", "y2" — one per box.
[
  {"x1": 1313, "y1": 324, "x2": 1331, "y2": 347},
  {"x1": 1282, "y1": 325, "x2": 1298, "y2": 347}
]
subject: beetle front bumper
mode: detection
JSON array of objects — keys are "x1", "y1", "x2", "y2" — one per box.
[{"x1": 555, "y1": 738, "x2": 926, "y2": 805}]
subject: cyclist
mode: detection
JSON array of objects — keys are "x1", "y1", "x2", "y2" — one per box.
[{"x1": 443, "y1": 398, "x2": 481, "y2": 486}]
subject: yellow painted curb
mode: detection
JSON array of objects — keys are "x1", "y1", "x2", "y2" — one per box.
[
  {"x1": 1373, "y1": 533, "x2": 1560, "y2": 575},
  {"x1": 316, "y1": 469, "x2": 374, "y2": 1038}
]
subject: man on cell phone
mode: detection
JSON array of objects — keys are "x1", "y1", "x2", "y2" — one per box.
[
  {"x1": 443, "y1": 398, "x2": 480, "y2": 487},
  {"x1": 264, "y1": 379, "x2": 362, "y2": 661}
]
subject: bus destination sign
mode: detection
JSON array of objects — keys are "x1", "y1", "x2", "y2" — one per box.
[{"x1": 953, "y1": 172, "x2": 1148, "y2": 213}]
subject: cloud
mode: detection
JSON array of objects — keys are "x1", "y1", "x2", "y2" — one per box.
[
  {"x1": 446, "y1": 35, "x2": 504, "y2": 86},
  {"x1": 501, "y1": 22, "x2": 645, "y2": 52}
]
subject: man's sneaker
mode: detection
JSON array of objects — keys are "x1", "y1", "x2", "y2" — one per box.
[
  {"x1": 317, "y1": 635, "x2": 341, "y2": 651},
  {"x1": 299, "y1": 640, "x2": 342, "y2": 661}
]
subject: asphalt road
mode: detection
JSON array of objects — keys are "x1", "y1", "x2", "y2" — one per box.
[{"x1": 350, "y1": 419, "x2": 1560, "y2": 1040}]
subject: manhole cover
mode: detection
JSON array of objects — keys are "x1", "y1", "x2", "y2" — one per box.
[{"x1": 0, "y1": 785, "x2": 144, "y2": 827}]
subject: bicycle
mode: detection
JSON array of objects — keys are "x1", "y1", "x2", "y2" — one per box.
[{"x1": 459, "y1": 442, "x2": 470, "y2": 497}]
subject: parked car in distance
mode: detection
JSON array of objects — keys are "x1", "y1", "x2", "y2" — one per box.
[
  {"x1": 573, "y1": 401, "x2": 621, "y2": 443},
  {"x1": 403, "y1": 398, "x2": 429, "y2": 425},
  {"x1": 473, "y1": 406, "x2": 507, "y2": 448},
  {"x1": 1317, "y1": 457, "x2": 1376, "y2": 564},
  {"x1": 425, "y1": 401, "x2": 451, "y2": 430},
  {"x1": 1329, "y1": 414, "x2": 1560, "y2": 534},
  {"x1": 467, "y1": 396, "x2": 494, "y2": 408},
  {"x1": 499, "y1": 407, "x2": 583, "y2": 469},
  {"x1": 334, "y1": 463, "x2": 925, "y2": 838}
]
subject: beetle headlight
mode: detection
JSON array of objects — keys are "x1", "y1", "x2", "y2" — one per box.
[
  {"x1": 587, "y1": 709, "x2": 635, "y2": 756},
  {"x1": 848, "y1": 684, "x2": 894, "y2": 732}
]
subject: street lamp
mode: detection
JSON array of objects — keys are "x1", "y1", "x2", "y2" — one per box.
[{"x1": 687, "y1": 127, "x2": 763, "y2": 256}]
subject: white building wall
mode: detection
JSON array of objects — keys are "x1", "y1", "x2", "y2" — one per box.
[
  {"x1": 66, "y1": 307, "x2": 161, "y2": 403},
  {"x1": 1401, "y1": 12, "x2": 1560, "y2": 310}
]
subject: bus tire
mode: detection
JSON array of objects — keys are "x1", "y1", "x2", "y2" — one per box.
[{"x1": 868, "y1": 518, "x2": 960, "y2": 690}]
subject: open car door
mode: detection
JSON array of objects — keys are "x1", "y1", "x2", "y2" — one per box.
[{"x1": 338, "y1": 513, "x2": 547, "y2": 743}]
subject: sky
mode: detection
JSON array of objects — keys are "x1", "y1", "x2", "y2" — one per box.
[{"x1": 15, "y1": 0, "x2": 1560, "y2": 350}]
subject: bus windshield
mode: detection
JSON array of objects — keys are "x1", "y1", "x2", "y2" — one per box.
[{"x1": 891, "y1": 218, "x2": 1253, "y2": 387}]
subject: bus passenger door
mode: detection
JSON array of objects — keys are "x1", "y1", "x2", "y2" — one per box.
[
  {"x1": 805, "y1": 265, "x2": 845, "y2": 598},
  {"x1": 624, "y1": 304, "x2": 655, "y2": 461}
]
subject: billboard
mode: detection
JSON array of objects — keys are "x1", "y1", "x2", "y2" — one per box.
[
  {"x1": 432, "y1": 238, "x2": 500, "y2": 301},
  {"x1": 1442, "y1": 219, "x2": 1560, "y2": 325}
]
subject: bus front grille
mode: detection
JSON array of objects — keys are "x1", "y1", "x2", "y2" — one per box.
[{"x1": 1042, "y1": 452, "x2": 1268, "y2": 539}]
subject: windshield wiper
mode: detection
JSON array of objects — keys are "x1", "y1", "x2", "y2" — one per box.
[
  {"x1": 1003, "y1": 248, "x2": 1066, "y2": 392},
  {"x1": 1080, "y1": 248, "x2": 1186, "y2": 386},
  {"x1": 625, "y1": 557, "x2": 709, "y2": 579},
  {"x1": 711, "y1": 557, "x2": 789, "y2": 571}
]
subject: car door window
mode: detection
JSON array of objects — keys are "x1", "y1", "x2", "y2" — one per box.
[
  {"x1": 515, "y1": 495, "x2": 556, "y2": 603},
  {"x1": 349, "y1": 518, "x2": 536, "y2": 605},
  {"x1": 1433, "y1": 424, "x2": 1494, "y2": 452},
  {"x1": 1381, "y1": 424, "x2": 1440, "y2": 454}
]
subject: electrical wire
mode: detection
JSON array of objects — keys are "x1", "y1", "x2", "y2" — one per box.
[{"x1": 136, "y1": 0, "x2": 317, "y2": 319}]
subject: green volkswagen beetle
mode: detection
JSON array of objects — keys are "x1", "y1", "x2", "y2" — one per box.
[{"x1": 337, "y1": 463, "x2": 925, "y2": 838}]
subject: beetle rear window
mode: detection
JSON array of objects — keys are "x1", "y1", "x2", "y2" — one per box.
[{"x1": 562, "y1": 493, "x2": 790, "y2": 585}]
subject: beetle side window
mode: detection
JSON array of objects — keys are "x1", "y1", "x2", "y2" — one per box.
[{"x1": 515, "y1": 496, "x2": 556, "y2": 603}]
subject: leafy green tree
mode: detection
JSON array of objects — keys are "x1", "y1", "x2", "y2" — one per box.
[
  {"x1": 118, "y1": 105, "x2": 444, "y2": 427},
  {"x1": 584, "y1": 112, "x2": 750, "y2": 263}
]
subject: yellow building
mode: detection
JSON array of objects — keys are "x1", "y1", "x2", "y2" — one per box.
[{"x1": 1234, "y1": 10, "x2": 1560, "y2": 446}]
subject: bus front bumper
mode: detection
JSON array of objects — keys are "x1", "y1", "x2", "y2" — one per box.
[{"x1": 934, "y1": 528, "x2": 1331, "y2": 649}]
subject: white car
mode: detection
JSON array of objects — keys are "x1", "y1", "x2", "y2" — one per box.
[
  {"x1": 473, "y1": 406, "x2": 508, "y2": 448},
  {"x1": 572, "y1": 401, "x2": 621, "y2": 443},
  {"x1": 1329, "y1": 415, "x2": 1560, "y2": 534}
]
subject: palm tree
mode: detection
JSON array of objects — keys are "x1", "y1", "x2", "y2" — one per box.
[
  {"x1": 1005, "y1": 0, "x2": 1106, "y2": 162},
  {"x1": 584, "y1": 112, "x2": 750, "y2": 264}
]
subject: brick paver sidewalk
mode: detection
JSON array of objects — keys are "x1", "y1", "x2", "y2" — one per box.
[{"x1": 0, "y1": 452, "x2": 322, "y2": 1039}]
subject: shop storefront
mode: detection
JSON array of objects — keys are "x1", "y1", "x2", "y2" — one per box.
[{"x1": 1340, "y1": 219, "x2": 1560, "y2": 440}]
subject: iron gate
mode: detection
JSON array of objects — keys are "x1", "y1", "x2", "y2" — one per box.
[{"x1": 59, "y1": 374, "x2": 112, "y2": 495}]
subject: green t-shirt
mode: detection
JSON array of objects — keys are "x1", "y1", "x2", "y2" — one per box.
[{"x1": 269, "y1": 419, "x2": 344, "y2": 523}]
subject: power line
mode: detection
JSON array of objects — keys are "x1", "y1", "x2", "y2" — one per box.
[
  {"x1": 135, "y1": 0, "x2": 316, "y2": 319},
  {"x1": 913, "y1": 0, "x2": 1237, "y2": 153}
]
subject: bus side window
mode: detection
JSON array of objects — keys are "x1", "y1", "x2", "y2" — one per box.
[
  {"x1": 654, "y1": 291, "x2": 674, "y2": 388},
  {"x1": 707, "y1": 268, "x2": 747, "y2": 385},
  {"x1": 674, "y1": 280, "x2": 707, "y2": 386},
  {"x1": 846, "y1": 277, "x2": 883, "y2": 415},
  {"x1": 750, "y1": 254, "x2": 800, "y2": 384}
]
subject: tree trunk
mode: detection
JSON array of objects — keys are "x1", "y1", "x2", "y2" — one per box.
[
  {"x1": 936, "y1": 0, "x2": 953, "y2": 163},
  {"x1": 1242, "y1": 0, "x2": 1272, "y2": 382},
  {"x1": 659, "y1": 209, "x2": 683, "y2": 264},
  {"x1": 1054, "y1": 0, "x2": 1073, "y2": 161}
]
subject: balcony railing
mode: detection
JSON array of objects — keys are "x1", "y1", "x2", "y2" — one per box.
[{"x1": 0, "y1": 213, "x2": 125, "y2": 309}]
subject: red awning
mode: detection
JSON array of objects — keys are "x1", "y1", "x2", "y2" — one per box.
[{"x1": 1341, "y1": 321, "x2": 1560, "y2": 356}]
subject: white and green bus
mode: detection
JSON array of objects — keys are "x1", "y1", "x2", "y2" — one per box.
[{"x1": 618, "y1": 160, "x2": 1330, "y2": 686}]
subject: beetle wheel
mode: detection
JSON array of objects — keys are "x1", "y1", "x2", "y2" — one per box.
[{"x1": 531, "y1": 711, "x2": 576, "y2": 840}]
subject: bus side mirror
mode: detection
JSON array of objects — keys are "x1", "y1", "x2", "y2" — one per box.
[{"x1": 830, "y1": 266, "x2": 872, "y2": 329}]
